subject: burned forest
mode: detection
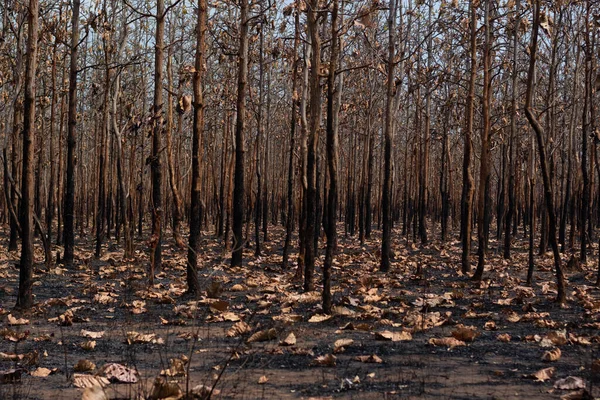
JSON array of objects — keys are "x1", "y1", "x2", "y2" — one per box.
[{"x1": 1, "y1": 0, "x2": 600, "y2": 399}]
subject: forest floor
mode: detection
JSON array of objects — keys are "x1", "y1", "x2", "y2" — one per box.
[{"x1": 1, "y1": 225, "x2": 600, "y2": 399}]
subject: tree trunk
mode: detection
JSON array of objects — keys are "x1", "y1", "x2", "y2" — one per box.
[
  {"x1": 504, "y1": 0, "x2": 520, "y2": 259},
  {"x1": 525, "y1": 0, "x2": 566, "y2": 304},
  {"x1": 303, "y1": 0, "x2": 322, "y2": 290},
  {"x1": 187, "y1": 0, "x2": 206, "y2": 296},
  {"x1": 282, "y1": 6, "x2": 300, "y2": 270},
  {"x1": 231, "y1": 0, "x2": 249, "y2": 267},
  {"x1": 63, "y1": 0, "x2": 80, "y2": 266},
  {"x1": 461, "y1": 0, "x2": 476, "y2": 275},
  {"x1": 380, "y1": 0, "x2": 396, "y2": 273},
  {"x1": 472, "y1": 0, "x2": 492, "y2": 281},
  {"x1": 150, "y1": 0, "x2": 166, "y2": 283},
  {"x1": 323, "y1": 0, "x2": 339, "y2": 314},
  {"x1": 16, "y1": 0, "x2": 39, "y2": 309}
]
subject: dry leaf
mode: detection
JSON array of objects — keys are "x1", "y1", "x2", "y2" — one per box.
[
  {"x1": 451, "y1": 325, "x2": 478, "y2": 342},
  {"x1": 554, "y1": 376, "x2": 586, "y2": 390},
  {"x1": 484, "y1": 321, "x2": 497, "y2": 331},
  {"x1": 230, "y1": 284, "x2": 245, "y2": 291},
  {"x1": 333, "y1": 338, "x2": 354, "y2": 353},
  {"x1": 82, "y1": 385, "x2": 108, "y2": 400},
  {"x1": 191, "y1": 385, "x2": 220, "y2": 397},
  {"x1": 102, "y1": 363, "x2": 138, "y2": 383},
  {"x1": 81, "y1": 330, "x2": 105, "y2": 339},
  {"x1": 308, "y1": 314, "x2": 332, "y2": 323},
  {"x1": 355, "y1": 354, "x2": 383, "y2": 363},
  {"x1": 72, "y1": 374, "x2": 110, "y2": 389},
  {"x1": 30, "y1": 367, "x2": 54, "y2": 377},
  {"x1": 528, "y1": 367, "x2": 555, "y2": 382},
  {"x1": 332, "y1": 306, "x2": 356, "y2": 316},
  {"x1": 247, "y1": 328, "x2": 277, "y2": 343},
  {"x1": 258, "y1": 375, "x2": 268, "y2": 384},
  {"x1": 548, "y1": 330, "x2": 567, "y2": 346},
  {"x1": 149, "y1": 377, "x2": 182, "y2": 400},
  {"x1": 222, "y1": 312, "x2": 240, "y2": 322},
  {"x1": 542, "y1": 348, "x2": 562, "y2": 362},
  {"x1": 74, "y1": 359, "x2": 96, "y2": 372},
  {"x1": 209, "y1": 299, "x2": 229, "y2": 312},
  {"x1": 314, "y1": 354, "x2": 337, "y2": 367},
  {"x1": 126, "y1": 331, "x2": 164, "y2": 345},
  {"x1": 0, "y1": 328, "x2": 28, "y2": 342},
  {"x1": 81, "y1": 341, "x2": 96, "y2": 351},
  {"x1": 227, "y1": 321, "x2": 251, "y2": 337},
  {"x1": 374, "y1": 330, "x2": 412, "y2": 342},
  {"x1": 560, "y1": 389, "x2": 593, "y2": 400},
  {"x1": 506, "y1": 312, "x2": 521, "y2": 323},
  {"x1": 280, "y1": 332, "x2": 296, "y2": 346},
  {"x1": 7, "y1": 314, "x2": 29, "y2": 326},
  {"x1": 497, "y1": 333, "x2": 511, "y2": 342},
  {"x1": 429, "y1": 337, "x2": 466, "y2": 348},
  {"x1": 161, "y1": 358, "x2": 186, "y2": 377}
]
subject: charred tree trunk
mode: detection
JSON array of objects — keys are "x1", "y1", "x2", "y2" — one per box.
[
  {"x1": 187, "y1": 0, "x2": 206, "y2": 296},
  {"x1": 16, "y1": 0, "x2": 39, "y2": 309},
  {"x1": 381, "y1": 0, "x2": 396, "y2": 273},
  {"x1": 149, "y1": 0, "x2": 166, "y2": 283},
  {"x1": 63, "y1": 0, "x2": 80, "y2": 266},
  {"x1": 525, "y1": 0, "x2": 566, "y2": 304},
  {"x1": 231, "y1": 0, "x2": 249, "y2": 267},
  {"x1": 323, "y1": 0, "x2": 339, "y2": 314},
  {"x1": 461, "y1": 0, "x2": 476, "y2": 275}
]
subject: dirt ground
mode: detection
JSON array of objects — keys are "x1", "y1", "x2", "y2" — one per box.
[{"x1": 1, "y1": 225, "x2": 600, "y2": 399}]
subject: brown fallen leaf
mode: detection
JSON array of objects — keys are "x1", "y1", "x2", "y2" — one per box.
[
  {"x1": 542, "y1": 348, "x2": 562, "y2": 362},
  {"x1": 527, "y1": 367, "x2": 555, "y2": 382},
  {"x1": 81, "y1": 385, "x2": 108, "y2": 400},
  {"x1": 333, "y1": 338, "x2": 354, "y2": 353},
  {"x1": 30, "y1": 367, "x2": 55, "y2": 377},
  {"x1": 81, "y1": 340, "x2": 96, "y2": 351},
  {"x1": 72, "y1": 374, "x2": 110, "y2": 389},
  {"x1": 559, "y1": 389, "x2": 593, "y2": 400},
  {"x1": 74, "y1": 359, "x2": 96, "y2": 373},
  {"x1": 0, "y1": 328, "x2": 28, "y2": 342},
  {"x1": 314, "y1": 354, "x2": 337, "y2": 367},
  {"x1": 339, "y1": 322, "x2": 372, "y2": 331},
  {"x1": 429, "y1": 337, "x2": 466, "y2": 348},
  {"x1": 497, "y1": 333, "x2": 511, "y2": 343},
  {"x1": 332, "y1": 306, "x2": 356, "y2": 316},
  {"x1": 161, "y1": 358, "x2": 186, "y2": 377},
  {"x1": 126, "y1": 331, "x2": 164, "y2": 345},
  {"x1": 7, "y1": 314, "x2": 29, "y2": 326},
  {"x1": 81, "y1": 330, "x2": 105, "y2": 339},
  {"x1": 451, "y1": 324, "x2": 478, "y2": 342},
  {"x1": 209, "y1": 299, "x2": 229, "y2": 313},
  {"x1": 554, "y1": 376, "x2": 586, "y2": 390},
  {"x1": 258, "y1": 375, "x2": 268, "y2": 384},
  {"x1": 191, "y1": 384, "x2": 221, "y2": 397},
  {"x1": 374, "y1": 330, "x2": 412, "y2": 342},
  {"x1": 149, "y1": 377, "x2": 182, "y2": 400},
  {"x1": 102, "y1": 363, "x2": 138, "y2": 383},
  {"x1": 484, "y1": 321, "x2": 497, "y2": 331},
  {"x1": 308, "y1": 314, "x2": 332, "y2": 323},
  {"x1": 221, "y1": 312, "x2": 240, "y2": 322},
  {"x1": 355, "y1": 354, "x2": 383, "y2": 363},
  {"x1": 506, "y1": 312, "x2": 521, "y2": 323},
  {"x1": 280, "y1": 332, "x2": 296, "y2": 346},
  {"x1": 227, "y1": 321, "x2": 251, "y2": 337},
  {"x1": 230, "y1": 284, "x2": 245, "y2": 291},
  {"x1": 247, "y1": 328, "x2": 277, "y2": 343},
  {"x1": 548, "y1": 330, "x2": 568, "y2": 346}
]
